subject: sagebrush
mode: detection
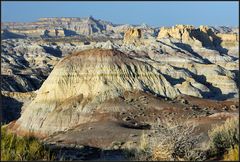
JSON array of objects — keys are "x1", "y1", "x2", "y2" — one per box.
[
  {"x1": 125, "y1": 118, "x2": 206, "y2": 161},
  {"x1": 208, "y1": 117, "x2": 239, "y2": 158}
]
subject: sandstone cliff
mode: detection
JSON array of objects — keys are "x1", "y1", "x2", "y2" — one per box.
[
  {"x1": 123, "y1": 28, "x2": 142, "y2": 45},
  {"x1": 158, "y1": 25, "x2": 212, "y2": 47},
  {"x1": 157, "y1": 25, "x2": 239, "y2": 49}
]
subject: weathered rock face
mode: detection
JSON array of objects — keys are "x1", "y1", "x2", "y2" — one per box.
[
  {"x1": 14, "y1": 49, "x2": 179, "y2": 134},
  {"x1": 158, "y1": 25, "x2": 194, "y2": 39},
  {"x1": 2, "y1": 17, "x2": 131, "y2": 38},
  {"x1": 217, "y1": 32, "x2": 239, "y2": 58},
  {"x1": 149, "y1": 61, "x2": 238, "y2": 100},
  {"x1": 2, "y1": 35, "x2": 238, "y2": 100},
  {"x1": 175, "y1": 80, "x2": 203, "y2": 98},
  {"x1": 198, "y1": 25, "x2": 219, "y2": 47},
  {"x1": 38, "y1": 17, "x2": 109, "y2": 36},
  {"x1": 157, "y1": 25, "x2": 202, "y2": 47},
  {"x1": 217, "y1": 33, "x2": 238, "y2": 42},
  {"x1": 123, "y1": 28, "x2": 142, "y2": 45},
  {"x1": 157, "y1": 25, "x2": 239, "y2": 49},
  {"x1": 156, "y1": 24, "x2": 239, "y2": 64},
  {"x1": 43, "y1": 29, "x2": 65, "y2": 37},
  {"x1": 174, "y1": 63, "x2": 239, "y2": 99},
  {"x1": 1, "y1": 39, "x2": 60, "y2": 92},
  {"x1": 1, "y1": 18, "x2": 238, "y2": 101},
  {"x1": 2, "y1": 28, "x2": 66, "y2": 38}
]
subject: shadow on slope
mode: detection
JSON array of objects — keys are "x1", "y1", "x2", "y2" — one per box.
[
  {"x1": 1, "y1": 29, "x2": 27, "y2": 40},
  {"x1": 1, "y1": 95, "x2": 23, "y2": 124},
  {"x1": 172, "y1": 66, "x2": 226, "y2": 100},
  {"x1": 47, "y1": 144, "x2": 127, "y2": 161},
  {"x1": 41, "y1": 46, "x2": 63, "y2": 57},
  {"x1": 173, "y1": 42, "x2": 212, "y2": 64}
]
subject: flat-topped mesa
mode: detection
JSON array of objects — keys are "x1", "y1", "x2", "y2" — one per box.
[
  {"x1": 3, "y1": 16, "x2": 109, "y2": 37},
  {"x1": 5, "y1": 28, "x2": 65, "y2": 37},
  {"x1": 123, "y1": 28, "x2": 142, "y2": 45},
  {"x1": 38, "y1": 17, "x2": 83, "y2": 22},
  {"x1": 38, "y1": 16, "x2": 96, "y2": 22}
]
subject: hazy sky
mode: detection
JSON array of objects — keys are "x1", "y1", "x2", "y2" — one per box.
[{"x1": 2, "y1": 1, "x2": 239, "y2": 27}]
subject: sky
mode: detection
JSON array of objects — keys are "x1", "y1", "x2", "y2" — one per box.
[{"x1": 1, "y1": 1, "x2": 239, "y2": 27}]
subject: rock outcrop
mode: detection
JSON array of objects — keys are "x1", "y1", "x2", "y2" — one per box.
[
  {"x1": 2, "y1": 33, "x2": 238, "y2": 100},
  {"x1": 1, "y1": 18, "x2": 238, "y2": 100},
  {"x1": 157, "y1": 25, "x2": 202, "y2": 47},
  {"x1": 217, "y1": 33, "x2": 239, "y2": 47},
  {"x1": 123, "y1": 28, "x2": 142, "y2": 45},
  {"x1": 1, "y1": 39, "x2": 60, "y2": 92},
  {"x1": 14, "y1": 49, "x2": 179, "y2": 134},
  {"x1": 157, "y1": 25, "x2": 239, "y2": 49},
  {"x1": 175, "y1": 80, "x2": 203, "y2": 98},
  {"x1": 217, "y1": 33, "x2": 238, "y2": 42},
  {"x1": 1, "y1": 16, "x2": 132, "y2": 38},
  {"x1": 156, "y1": 24, "x2": 239, "y2": 64}
]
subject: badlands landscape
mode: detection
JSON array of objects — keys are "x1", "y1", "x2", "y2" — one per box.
[{"x1": 1, "y1": 17, "x2": 239, "y2": 161}]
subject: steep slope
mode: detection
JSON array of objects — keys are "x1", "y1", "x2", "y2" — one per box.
[
  {"x1": 14, "y1": 49, "x2": 179, "y2": 134},
  {"x1": 2, "y1": 91, "x2": 36, "y2": 123},
  {"x1": 121, "y1": 27, "x2": 238, "y2": 100},
  {"x1": 123, "y1": 28, "x2": 142, "y2": 45}
]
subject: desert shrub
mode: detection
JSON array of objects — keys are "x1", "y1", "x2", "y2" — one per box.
[
  {"x1": 123, "y1": 132, "x2": 151, "y2": 160},
  {"x1": 208, "y1": 117, "x2": 239, "y2": 156},
  {"x1": 149, "y1": 118, "x2": 205, "y2": 161},
  {"x1": 136, "y1": 131, "x2": 152, "y2": 160},
  {"x1": 125, "y1": 118, "x2": 206, "y2": 161},
  {"x1": 223, "y1": 145, "x2": 239, "y2": 161},
  {"x1": 1, "y1": 126, "x2": 55, "y2": 161}
]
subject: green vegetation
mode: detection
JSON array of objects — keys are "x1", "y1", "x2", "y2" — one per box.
[
  {"x1": 1, "y1": 126, "x2": 55, "y2": 161},
  {"x1": 223, "y1": 145, "x2": 239, "y2": 161},
  {"x1": 208, "y1": 117, "x2": 239, "y2": 160}
]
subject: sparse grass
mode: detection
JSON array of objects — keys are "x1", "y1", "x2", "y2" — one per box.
[{"x1": 1, "y1": 126, "x2": 55, "y2": 161}]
